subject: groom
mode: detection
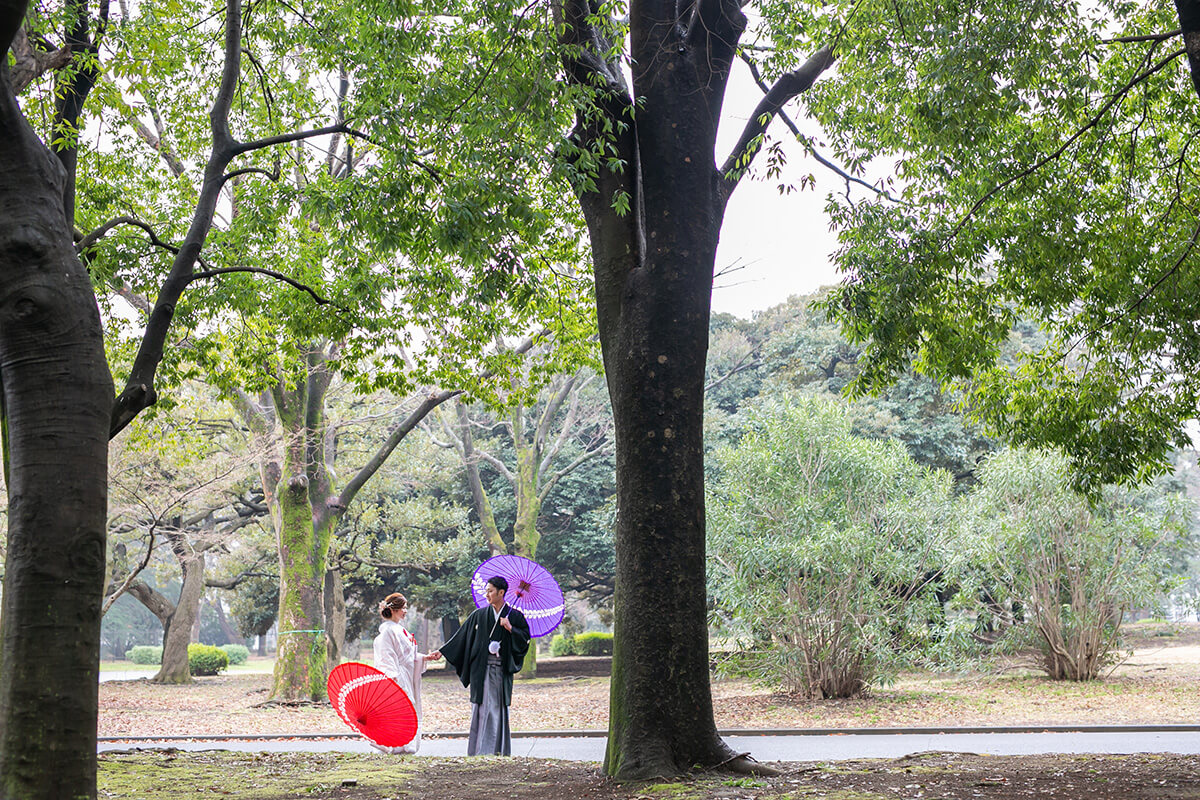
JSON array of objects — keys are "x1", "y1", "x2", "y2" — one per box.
[{"x1": 435, "y1": 576, "x2": 531, "y2": 755}]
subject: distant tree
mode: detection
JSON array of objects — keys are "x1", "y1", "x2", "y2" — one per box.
[
  {"x1": 103, "y1": 398, "x2": 265, "y2": 683},
  {"x1": 228, "y1": 574, "x2": 279, "y2": 657}
]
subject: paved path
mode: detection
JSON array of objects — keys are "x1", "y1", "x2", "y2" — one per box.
[{"x1": 99, "y1": 729, "x2": 1200, "y2": 762}]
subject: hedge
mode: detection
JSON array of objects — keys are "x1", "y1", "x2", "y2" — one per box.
[
  {"x1": 548, "y1": 632, "x2": 613, "y2": 656},
  {"x1": 188, "y1": 643, "x2": 229, "y2": 676},
  {"x1": 220, "y1": 644, "x2": 250, "y2": 665},
  {"x1": 125, "y1": 646, "x2": 163, "y2": 665}
]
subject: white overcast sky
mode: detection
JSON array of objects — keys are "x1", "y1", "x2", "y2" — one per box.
[{"x1": 709, "y1": 64, "x2": 849, "y2": 320}]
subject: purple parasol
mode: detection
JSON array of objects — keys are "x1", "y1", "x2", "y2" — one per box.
[{"x1": 471, "y1": 554, "x2": 565, "y2": 638}]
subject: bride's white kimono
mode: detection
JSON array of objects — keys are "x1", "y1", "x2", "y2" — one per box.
[{"x1": 372, "y1": 619, "x2": 431, "y2": 753}]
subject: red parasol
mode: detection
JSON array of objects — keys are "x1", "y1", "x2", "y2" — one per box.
[
  {"x1": 471, "y1": 554, "x2": 565, "y2": 638},
  {"x1": 326, "y1": 662, "x2": 417, "y2": 748}
]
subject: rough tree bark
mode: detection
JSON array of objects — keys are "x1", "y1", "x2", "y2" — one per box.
[
  {"x1": 554, "y1": 0, "x2": 834, "y2": 779},
  {"x1": 0, "y1": 17, "x2": 113, "y2": 800}
]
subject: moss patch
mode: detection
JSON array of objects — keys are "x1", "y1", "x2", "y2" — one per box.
[{"x1": 98, "y1": 752, "x2": 417, "y2": 799}]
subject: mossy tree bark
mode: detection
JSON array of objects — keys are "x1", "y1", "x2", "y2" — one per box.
[
  {"x1": 0, "y1": 22, "x2": 113, "y2": 800},
  {"x1": 237, "y1": 349, "x2": 463, "y2": 701},
  {"x1": 554, "y1": 0, "x2": 834, "y2": 779}
]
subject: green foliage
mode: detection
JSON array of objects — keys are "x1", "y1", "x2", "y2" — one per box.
[
  {"x1": 812, "y1": 0, "x2": 1200, "y2": 491},
  {"x1": 707, "y1": 394, "x2": 958, "y2": 698},
  {"x1": 549, "y1": 632, "x2": 613, "y2": 656},
  {"x1": 219, "y1": 644, "x2": 250, "y2": 665},
  {"x1": 705, "y1": 294, "x2": 1002, "y2": 492},
  {"x1": 187, "y1": 644, "x2": 229, "y2": 676},
  {"x1": 125, "y1": 646, "x2": 163, "y2": 665},
  {"x1": 960, "y1": 447, "x2": 1193, "y2": 680},
  {"x1": 228, "y1": 575, "x2": 280, "y2": 642},
  {"x1": 572, "y1": 632, "x2": 613, "y2": 656}
]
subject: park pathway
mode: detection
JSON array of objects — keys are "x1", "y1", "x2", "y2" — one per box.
[{"x1": 99, "y1": 727, "x2": 1200, "y2": 762}]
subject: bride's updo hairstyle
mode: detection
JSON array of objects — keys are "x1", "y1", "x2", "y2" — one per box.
[{"x1": 379, "y1": 593, "x2": 407, "y2": 619}]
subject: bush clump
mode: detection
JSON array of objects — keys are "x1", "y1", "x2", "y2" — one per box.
[
  {"x1": 549, "y1": 634, "x2": 574, "y2": 656},
  {"x1": 188, "y1": 643, "x2": 229, "y2": 676},
  {"x1": 220, "y1": 644, "x2": 250, "y2": 665},
  {"x1": 572, "y1": 632, "x2": 613, "y2": 655},
  {"x1": 548, "y1": 632, "x2": 613, "y2": 656},
  {"x1": 125, "y1": 645, "x2": 163, "y2": 665}
]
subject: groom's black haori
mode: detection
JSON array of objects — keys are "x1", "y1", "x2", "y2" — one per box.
[{"x1": 440, "y1": 575, "x2": 531, "y2": 755}]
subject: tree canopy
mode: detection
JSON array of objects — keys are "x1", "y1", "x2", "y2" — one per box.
[{"x1": 817, "y1": 0, "x2": 1200, "y2": 491}]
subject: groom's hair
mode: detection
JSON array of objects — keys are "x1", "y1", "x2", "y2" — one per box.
[{"x1": 487, "y1": 576, "x2": 508, "y2": 593}]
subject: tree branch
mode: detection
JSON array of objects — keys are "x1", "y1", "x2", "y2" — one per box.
[
  {"x1": 720, "y1": 44, "x2": 835, "y2": 202},
  {"x1": 951, "y1": 47, "x2": 1187, "y2": 237},
  {"x1": 221, "y1": 165, "x2": 280, "y2": 187},
  {"x1": 232, "y1": 123, "x2": 361, "y2": 156},
  {"x1": 1102, "y1": 28, "x2": 1181, "y2": 44},
  {"x1": 188, "y1": 266, "x2": 345, "y2": 310},
  {"x1": 739, "y1": 53, "x2": 903, "y2": 204},
  {"x1": 8, "y1": 24, "x2": 72, "y2": 94},
  {"x1": 538, "y1": 444, "x2": 610, "y2": 505},
  {"x1": 110, "y1": 0, "x2": 245, "y2": 438},
  {"x1": 77, "y1": 215, "x2": 178, "y2": 254}
]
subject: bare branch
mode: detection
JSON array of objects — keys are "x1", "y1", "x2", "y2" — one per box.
[
  {"x1": 221, "y1": 165, "x2": 280, "y2": 187},
  {"x1": 1102, "y1": 28, "x2": 1181, "y2": 44},
  {"x1": 233, "y1": 122, "x2": 363, "y2": 156},
  {"x1": 77, "y1": 215, "x2": 177, "y2": 253}
]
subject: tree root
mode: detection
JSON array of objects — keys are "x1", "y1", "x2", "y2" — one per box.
[
  {"x1": 251, "y1": 699, "x2": 327, "y2": 708},
  {"x1": 705, "y1": 751, "x2": 781, "y2": 776}
]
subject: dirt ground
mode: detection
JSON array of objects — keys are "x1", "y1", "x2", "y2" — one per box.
[
  {"x1": 96, "y1": 624, "x2": 1200, "y2": 798},
  {"x1": 98, "y1": 624, "x2": 1200, "y2": 738},
  {"x1": 97, "y1": 750, "x2": 1200, "y2": 799}
]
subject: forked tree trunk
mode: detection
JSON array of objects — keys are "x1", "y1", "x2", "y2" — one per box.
[
  {"x1": 153, "y1": 552, "x2": 206, "y2": 684},
  {"x1": 0, "y1": 60, "x2": 113, "y2": 800}
]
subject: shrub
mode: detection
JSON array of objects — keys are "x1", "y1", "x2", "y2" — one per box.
[
  {"x1": 572, "y1": 632, "x2": 613, "y2": 656},
  {"x1": 549, "y1": 634, "x2": 575, "y2": 657},
  {"x1": 961, "y1": 447, "x2": 1191, "y2": 681},
  {"x1": 125, "y1": 645, "x2": 163, "y2": 665},
  {"x1": 707, "y1": 395, "x2": 957, "y2": 699},
  {"x1": 220, "y1": 644, "x2": 250, "y2": 665},
  {"x1": 188, "y1": 643, "x2": 229, "y2": 676}
]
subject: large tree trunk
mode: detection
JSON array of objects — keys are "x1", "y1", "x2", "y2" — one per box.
[
  {"x1": 568, "y1": 0, "x2": 740, "y2": 778},
  {"x1": 324, "y1": 566, "x2": 347, "y2": 672},
  {"x1": 596, "y1": 195, "x2": 731, "y2": 777},
  {"x1": 0, "y1": 60, "x2": 113, "y2": 800},
  {"x1": 153, "y1": 550, "x2": 206, "y2": 684}
]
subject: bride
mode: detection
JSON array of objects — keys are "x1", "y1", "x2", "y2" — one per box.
[{"x1": 372, "y1": 592, "x2": 441, "y2": 753}]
